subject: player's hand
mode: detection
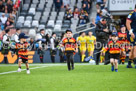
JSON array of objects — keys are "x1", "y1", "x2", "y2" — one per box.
[
  {"x1": 103, "y1": 29, "x2": 109, "y2": 32},
  {"x1": 122, "y1": 51, "x2": 126, "y2": 56},
  {"x1": 131, "y1": 33, "x2": 135, "y2": 39},
  {"x1": 75, "y1": 49, "x2": 78, "y2": 53}
]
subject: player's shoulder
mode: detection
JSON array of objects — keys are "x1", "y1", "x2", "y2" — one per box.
[
  {"x1": 63, "y1": 38, "x2": 67, "y2": 41},
  {"x1": 108, "y1": 41, "x2": 113, "y2": 44},
  {"x1": 92, "y1": 35, "x2": 96, "y2": 39},
  {"x1": 71, "y1": 37, "x2": 76, "y2": 41},
  {"x1": 128, "y1": 11, "x2": 135, "y2": 18}
]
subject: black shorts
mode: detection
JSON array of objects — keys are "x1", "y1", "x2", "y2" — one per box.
[
  {"x1": 19, "y1": 56, "x2": 28, "y2": 63},
  {"x1": 110, "y1": 54, "x2": 120, "y2": 59}
]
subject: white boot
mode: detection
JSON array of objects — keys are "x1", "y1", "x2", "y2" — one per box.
[{"x1": 27, "y1": 70, "x2": 30, "y2": 74}]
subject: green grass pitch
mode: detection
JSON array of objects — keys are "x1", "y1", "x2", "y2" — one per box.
[{"x1": 0, "y1": 64, "x2": 136, "y2": 91}]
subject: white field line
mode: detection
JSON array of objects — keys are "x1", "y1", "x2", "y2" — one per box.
[
  {"x1": 0, "y1": 63, "x2": 107, "y2": 67},
  {"x1": 0, "y1": 66, "x2": 48, "y2": 75}
]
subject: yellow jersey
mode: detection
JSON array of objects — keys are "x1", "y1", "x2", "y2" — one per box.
[
  {"x1": 77, "y1": 36, "x2": 87, "y2": 47},
  {"x1": 86, "y1": 35, "x2": 96, "y2": 46}
]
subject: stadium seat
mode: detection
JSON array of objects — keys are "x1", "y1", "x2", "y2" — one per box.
[
  {"x1": 38, "y1": 24, "x2": 45, "y2": 31},
  {"x1": 22, "y1": 4, "x2": 29, "y2": 12},
  {"x1": 47, "y1": 20, "x2": 55, "y2": 28},
  {"x1": 26, "y1": 16, "x2": 32, "y2": 21},
  {"x1": 40, "y1": 17, "x2": 48, "y2": 24},
  {"x1": 49, "y1": 16, "x2": 56, "y2": 21},
  {"x1": 28, "y1": 8, "x2": 36, "y2": 16},
  {"x1": 18, "y1": 16, "x2": 25, "y2": 23},
  {"x1": 62, "y1": 24, "x2": 70, "y2": 28},
  {"x1": 33, "y1": 0, "x2": 39, "y2": 4},
  {"x1": 57, "y1": 15, "x2": 64, "y2": 20},
  {"x1": 32, "y1": 20, "x2": 39, "y2": 27},
  {"x1": 54, "y1": 24, "x2": 61, "y2": 31},
  {"x1": 24, "y1": 20, "x2": 31, "y2": 27},
  {"x1": 30, "y1": 4, "x2": 37, "y2": 8},
  {"x1": 20, "y1": 11, "x2": 27, "y2": 16},
  {"x1": 37, "y1": 4, "x2": 45, "y2": 12},
  {"x1": 56, "y1": 20, "x2": 62, "y2": 25},
  {"x1": 64, "y1": 20, "x2": 71, "y2": 24},
  {"x1": 29, "y1": 29, "x2": 36, "y2": 37},
  {"x1": 16, "y1": 22, "x2": 23, "y2": 28},
  {"x1": 43, "y1": 12, "x2": 49, "y2": 16},
  {"x1": 34, "y1": 12, "x2": 41, "y2": 20}
]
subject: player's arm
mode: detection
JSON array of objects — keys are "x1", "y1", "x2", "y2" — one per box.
[
  {"x1": 126, "y1": 13, "x2": 135, "y2": 39},
  {"x1": 126, "y1": 19, "x2": 132, "y2": 34}
]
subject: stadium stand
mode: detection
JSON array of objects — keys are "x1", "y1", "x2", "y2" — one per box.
[{"x1": 14, "y1": 0, "x2": 93, "y2": 37}]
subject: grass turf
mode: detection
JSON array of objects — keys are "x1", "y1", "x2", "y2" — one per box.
[{"x1": 0, "y1": 64, "x2": 136, "y2": 91}]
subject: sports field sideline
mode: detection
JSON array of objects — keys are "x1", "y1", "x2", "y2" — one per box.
[{"x1": 0, "y1": 63, "x2": 136, "y2": 91}]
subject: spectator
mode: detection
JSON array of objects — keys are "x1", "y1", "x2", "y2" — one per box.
[
  {"x1": 29, "y1": 38, "x2": 36, "y2": 51},
  {"x1": 13, "y1": 1, "x2": 19, "y2": 10},
  {"x1": 8, "y1": 13, "x2": 14, "y2": 24},
  {"x1": 82, "y1": 0, "x2": 90, "y2": 13},
  {"x1": 0, "y1": 1, "x2": 5, "y2": 12},
  {"x1": 73, "y1": 7, "x2": 80, "y2": 19},
  {"x1": 2, "y1": 0, "x2": 6, "y2": 6},
  {"x1": 95, "y1": 10, "x2": 103, "y2": 24},
  {"x1": 79, "y1": 9, "x2": 89, "y2": 24},
  {"x1": 96, "y1": 0, "x2": 103, "y2": 9},
  {"x1": 54, "y1": 0, "x2": 63, "y2": 12},
  {"x1": 7, "y1": 0, "x2": 13, "y2": 13},
  {"x1": 4, "y1": 9, "x2": 9, "y2": 17},
  {"x1": 5, "y1": 20, "x2": 14, "y2": 29},
  {"x1": 102, "y1": 7, "x2": 110, "y2": 16},
  {"x1": 65, "y1": 8, "x2": 73, "y2": 20},
  {"x1": 0, "y1": 13, "x2": 7, "y2": 25},
  {"x1": 11, "y1": 10, "x2": 16, "y2": 18}
]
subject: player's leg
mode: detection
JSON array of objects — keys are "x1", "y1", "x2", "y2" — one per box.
[
  {"x1": 66, "y1": 54, "x2": 71, "y2": 71},
  {"x1": 70, "y1": 54, "x2": 74, "y2": 70},
  {"x1": 133, "y1": 46, "x2": 136, "y2": 68},
  {"x1": 25, "y1": 62, "x2": 30, "y2": 74},
  {"x1": 80, "y1": 47, "x2": 86, "y2": 62},
  {"x1": 40, "y1": 54, "x2": 43, "y2": 63},
  {"x1": 127, "y1": 47, "x2": 134, "y2": 68},
  {"x1": 17, "y1": 58, "x2": 22, "y2": 72},
  {"x1": 110, "y1": 58, "x2": 114, "y2": 71},
  {"x1": 114, "y1": 59, "x2": 118, "y2": 72}
]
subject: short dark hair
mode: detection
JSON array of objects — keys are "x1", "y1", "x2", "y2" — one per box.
[
  {"x1": 66, "y1": 29, "x2": 72, "y2": 33},
  {"x1": 5, "y1": 29, "x2": 10, "y2": 33},
  {"x1": 40, "y1": 29, "x2": 44, "y2": 32},
  {"x1": 16, "y1": 28, "x2": 20, "y2": 31},
  {"x1": 52, "y1": 32, "x2": 56, "y2": 36}
]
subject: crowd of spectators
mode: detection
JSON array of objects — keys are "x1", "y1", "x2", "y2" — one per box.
[
  {"x1": 95, "y1": 0, "x2": 111, "y2": 24},
  {"x1": 0, "y1": 0, "x2": 20, "y2": 37},
  {"x1": 54, "y1": 0, "x2": 92, "y2": 25}
]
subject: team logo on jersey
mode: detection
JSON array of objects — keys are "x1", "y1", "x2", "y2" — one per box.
[{"x1": 128, "y1": 14, "x2": 132, "y2": 18}]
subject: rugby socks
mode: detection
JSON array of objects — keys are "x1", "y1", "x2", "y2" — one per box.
[
  {"x1": 128, "y1": 59, "x2": 133, "y2": 66},
  {"x1": 134, "y1": 58, "x2": 136, "y2": 69},
  {"x1": 27, "y1": 68, "x2": 29, "y2": 70},
  {"x1": 122, "y1": 60, "x2": 125, "y2": 64},
  {"x1": 81, "y1": 55, "x2": 85, "y2": 62},
  {"x1": 111, "y1": 66, "x2": 114, "y2": 72},
  {"x1": 19, "y1": 67, "x2": 21, "y2": 69}
]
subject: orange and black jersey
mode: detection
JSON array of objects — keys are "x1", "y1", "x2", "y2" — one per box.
[
  {"x1": 16, "y1": 42, "x2": 29, "y2": 59},
  {"x1": 118, "y1": 32, "x2": 127, "y2": 41},
  {"x1": 62, "y1": 38, "x2": 77, "y2": 52},
  {"x1": 104, "y1": 40, "x2": 125, "y2": 54}
]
